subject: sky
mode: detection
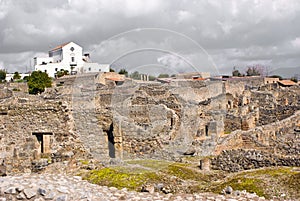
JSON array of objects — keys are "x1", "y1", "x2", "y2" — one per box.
[{"x1": 0, "y1": 0, "x2": 300, "y2": 76}]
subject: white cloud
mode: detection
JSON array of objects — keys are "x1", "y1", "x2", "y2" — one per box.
[
  {"x1": 291, "y1": 37, "x2": 300, "y2": 48},
  {"x1": 177, "y1": 10, "x2": 193, "y2": 22}
]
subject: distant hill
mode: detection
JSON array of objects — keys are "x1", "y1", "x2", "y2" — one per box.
[{"x1": 270, "y1": 66, "x2": 300, "y2": 79}]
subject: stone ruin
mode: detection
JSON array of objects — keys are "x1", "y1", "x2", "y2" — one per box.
[{"x1": 0, "y1": 73, "x2": 299, "y2": 174}]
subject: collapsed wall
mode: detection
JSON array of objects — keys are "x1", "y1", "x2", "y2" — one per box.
[{"x1": 213, "y1": 111, "x2": 300, "y2": 171}]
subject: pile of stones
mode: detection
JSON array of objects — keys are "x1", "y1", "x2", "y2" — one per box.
[{"x1": 211, "y1": 149, "x2": 300, "y2": 172}]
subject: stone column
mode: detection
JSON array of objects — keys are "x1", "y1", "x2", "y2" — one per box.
[{"x1": 200, "y1": 158, "x2": 210, "y2": 171}]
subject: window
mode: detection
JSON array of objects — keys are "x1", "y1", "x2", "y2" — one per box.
[
  {"x1": 99, "y1": 69, "x2": 101, "y2": 72},
  {"x1": 44, "y1": 70, "x2": 47, "y2": 73},
  {"x1": 88, "y1": 67, "x2": 91, "y2": 71},
  {"x1": 71, "y1": 57, "x2": 75, "y2": 62},
  {"x1": 70, "y1": 47, "x2": 74, "y2": 51},
  {"x1": 55, "y1": 68, "x2": 58, "y2": 71}
]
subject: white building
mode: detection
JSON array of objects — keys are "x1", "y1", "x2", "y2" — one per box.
[
  {"x1": 5, "y1": 73, "x2": 30, "y2": 82},
  {"x1": 34, "y1": 42, "x2": 109, "y2": 78}
]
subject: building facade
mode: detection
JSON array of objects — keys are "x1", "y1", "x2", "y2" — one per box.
[{"x1": 34, "y1": 42, "x2": 109, "y2": 77}]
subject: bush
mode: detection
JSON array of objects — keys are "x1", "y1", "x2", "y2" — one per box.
[
  {"x1": 28, "y1": 71, "x2": 52, "y2": 94},
  {"x1": 0, "y1": 70, "x2": 6, "y2": 82},
  {"x1": 13, "y1": 71, "x2": 21, "y2": 80}
]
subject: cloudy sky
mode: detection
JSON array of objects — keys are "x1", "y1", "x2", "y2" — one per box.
[{"x1": 0, "y1": 0, "x2": 300, "y2": 76}]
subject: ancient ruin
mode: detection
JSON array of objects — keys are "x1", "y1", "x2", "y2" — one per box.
[{"x1": 1, "y1": 72, "x2": 299, "y2": 176}]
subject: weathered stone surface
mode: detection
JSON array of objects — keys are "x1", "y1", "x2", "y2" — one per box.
[
  {"x1": 44, "y1": 191, "x2": 55, "y2": 200},
  {"x1": 16, "y1": 192, "x2": 26, "y2": 200},
  {"x1": 38, "y1": 188, "x2": 46, "y2": 196},
  {"x1": 23, "y1": 188, "x2": 36, "y2": 199},
  {"x1": 224, "y1": 186, "x2": 233, "y2": 194},
  {"x1": 4, "y1": 187, "x2": 16, "y2": 195},
  {"x1": 55, "y1": 195, "x2": 67, "y2": 201}
]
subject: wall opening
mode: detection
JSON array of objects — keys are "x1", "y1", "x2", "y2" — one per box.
[
  {"x1": 0, "y1": 111, "x2": 8, "y2": 115},
  {"x1": 32, "y1": 132, "x2": 53, "y2": 154},
  {"x1": 205, "y1": 125, "x2": 209, "y2": 136},
  {"x1": 106, "y1": 124, "x2": 115, "y2": 158}
]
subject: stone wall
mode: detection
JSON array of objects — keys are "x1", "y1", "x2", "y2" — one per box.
[
  {"x1": 219, "y1": 110, "x2": 300, "y2": 151},
  {"x1": 0, "y1": 94, "x2": 88, "y2": 174},
  {"x1": 105, "y1": 80, "x2": 226, "y2": 160},
  {"x1": 0, "y1": 73, "x2": 299, "y2": 175},
  {"x1": 211, "y1": 149, "x2": 300, "y2": 172}
]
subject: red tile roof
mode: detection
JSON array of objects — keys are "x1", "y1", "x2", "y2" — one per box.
[
  {"x1": 278, "y1": 80, "x2": 297, "y2": 86},
  {"x1": 50, "y1": 42, "x2": 71, "y2": 52}
]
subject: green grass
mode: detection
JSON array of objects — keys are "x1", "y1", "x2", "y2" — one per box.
[
  {"x1": 246, "y1": 167, "x2": 297, "y2": 177},
  {"x1": 82, "y1": 167, "x2": 161, "y2": 191},
  {"x1": 126, "y1": 159, "x2": 171, "y2": 170},
  {"x1": 210, "y1": 177, "x2": 265, "y2": 197},
  {"x1": 81, "y1": 160, "x2": 300, "y2": 199}
]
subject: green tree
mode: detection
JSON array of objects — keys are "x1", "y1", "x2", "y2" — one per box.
[
  {"x1": 246, "y1": 66, "x2": 261, "y2": 76},
  {"x1": 28, "y1": 71, "x2": 52, "y2": 94},
  {"x1": 291, "y1": 76, "x2": 298, "y2": 83},
  {"x1": 118, "y1": 69, "x2": 128, "y2": 77},
  {"x1": 149, "y1": 75, "x2": 156, "y2": 81},
  {"x1": 56, "y1": 69, "x2": 69, "y2": 78},
  {"x1": 13, "y1": 71, "x2": 21, "y2": 80},
  {"x1": 269, "y1": 75, "x2": 283, "y2": 80},
  {"x1": 109, "y1": 68, "x2": 115, "y2": 72},
  {"x1": 0, "y1": 70, "x2": 6, "y2": 82},
  {"x1": 158, "y1": 73, "x2": 169, "y2": 78},
  {"x1": 232, "y1": 67, "x2": 243, "y2": 77},
  {"x1": 129, "y1": 71, "x2": 140, "y2": 80}
]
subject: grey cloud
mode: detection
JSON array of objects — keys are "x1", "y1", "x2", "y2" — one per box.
[{"x1": 0, "y1": 0, "x2": 299, "y2": 75}]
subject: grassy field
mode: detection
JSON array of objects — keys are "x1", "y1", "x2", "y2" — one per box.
[{"x1": 80, "y1": 159, "x2": 300, "y2": 199}]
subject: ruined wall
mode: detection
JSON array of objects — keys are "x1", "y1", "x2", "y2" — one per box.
[
  {"x1": 211, "y1": 149, "x2": 300, "y2": 172},
  {"x1": 1, "y1": 74, "x2": 299, "y2": 175},
  {"x1": 0, "y1": 94, "x2": 87, "y2": 174},
  {"x1": 98, "y1": 80, "x2": 226, "y2": 160},
  {"x1": 214, "y1": 110, "x2": 300, "y2": 167}
]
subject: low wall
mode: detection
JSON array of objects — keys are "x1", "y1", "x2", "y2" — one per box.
[{"x1": 211, "y1": 149, "x2": 300, "y2": 172}]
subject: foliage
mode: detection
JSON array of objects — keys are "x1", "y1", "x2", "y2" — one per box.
[
  {"x1": 246, "y1": 66, "x2": 261, "y2": 76},
  {"x1": 269, "y1": 75, "x2": 283, "y2": 80},
  {"x1": 158, "y1": 73, "x2": 169, "y2": 78},
  {"x1": 118, "y1": 69, "x2": 128, "y2": 77},
  {"x1": 0, "y1": 70, "x2": 6, "y2": 82},
  {"x1": 13, "y1": 71, "x2": 21, "y2": 80},
  {"x1": 56, "y1": 69, "x2": 69, "y2": 78},
  {"x1": 232, "y1": 67, "x2": 243, "y2": 77},
  {"x1": 291, "y1": 76, "x2": 298, "y2": 83},
  {"x1": 23, "y1": 76, "x2": 29, "y2": 82},
  {"x1": 149, "y1": 75, "x2": 156, "y2": 81},
  {"x1": 28, "y1": 71, "x2": 52, "y2": 94},
  {"x1": 109, "y1": 68, "x2": 115, "y2": 72},
  {"x1": 129, "y1": 71, "x2": 140, "y2": 80}
]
